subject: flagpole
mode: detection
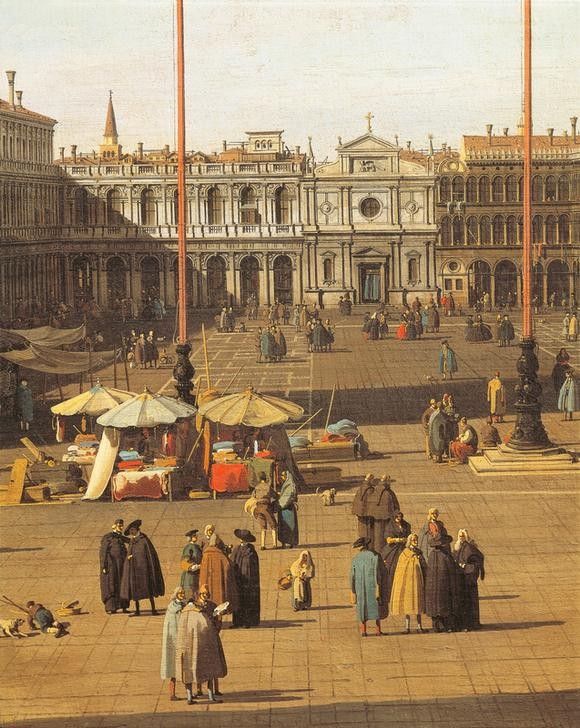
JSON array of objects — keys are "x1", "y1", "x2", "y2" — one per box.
[{"x1": 173, "y1": 0, "x2": 195, "y2": 403}]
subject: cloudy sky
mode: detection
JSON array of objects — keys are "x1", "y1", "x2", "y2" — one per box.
[{"x1": 2, "y1": 0, "x2": 578, "y2": 159}]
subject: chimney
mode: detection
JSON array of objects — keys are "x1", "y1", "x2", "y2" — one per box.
[
  {"x1": 571, "y1": 116, "x2": 578, "y2": 142},
  {"x1": 547, "y1": 128, "x2": 554, "y2": 145},
  {"x1": 442, "y1": 142, "x2": 447, "y2": 151},
  {"x1": 164, "y1": 144, "x2": 170, "y2": 155},
  {"x1": 486, "y1": 124, "x2": 493, "y2": 144},
  {"x1": 15, "y1": 90, "x2": 22, "y2": 107},
  {"x1": 406, "y1": 140, "x2": 411, "y2": 151},
  {"x1": 563, "y1": 130, "x2": 568, "y2": 138},
  {"x1": 428, "y1": 135, "x2": 434, "y2": 155},
  {"x1": 294, "y1": 145, "x2": 301, "y2": 155},
  {"x1": 59, "y1": 147, "x2": 65, "y2": 162},
  {"x1": 503, "y1": 127, "x2": 509, "y2": 136},
  {"x1": 137, "y1": 141, "x2": 144, "y2": 160},
  {"x1": 394, "y1": 134, "x2": 399, "y2": 146},
  {"x1": 6, "y1": 70, "x2": 15, "y2": 107},
  {"x1": 222, "y1": 140, "x2": 227, "y2": 152}
]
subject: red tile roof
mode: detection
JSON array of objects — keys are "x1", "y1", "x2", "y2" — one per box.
[{"x1": 0, "y1": 98, "x2": 57, "y2": 125}]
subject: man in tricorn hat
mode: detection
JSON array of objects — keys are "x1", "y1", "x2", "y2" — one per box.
[
  {"x1": 351, "y1": 473, "x2": 376, "y2": 543},
  {"x1": 230, "y1": 529, "x2": 260, "y2": 628},
  {"x1": 99, "y1": 518, "x2": 129, "y2": 614},
  {"x1": 349, "y1": 536, "x2": 386, "y2": 637},
  {"x1": 180, "y1": 529, "x2": 202, "y2": 599},
  {"x1": 120, "y1": 519, "x2": 165, "y2": 616}
]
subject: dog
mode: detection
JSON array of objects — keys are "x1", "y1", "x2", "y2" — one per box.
[
  {"x1": 316, "y1": 487, "x2": 336, "y2": 506},
  {"x1": 0, "y1": 618, "x2": 28, "y2": 639}
]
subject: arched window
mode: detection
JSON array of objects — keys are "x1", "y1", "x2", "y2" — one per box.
[
  {"x1": 440, "y1": 216, "x2": 451, "y2": 245},
  {"x1": 439, "y1": 177, "x2": 451, "y2": 203},
  {"x1": 207, "y1": 186, "x2": 223, "y2": 225},
  {"x1": 140, "y1": 188, "x2": 156, "y2": 225},
  {"x1": 531, "y1": 176, "x2": 543, "y2": 202},
  {"x1": 268, "y1": 141, "x2": 273, "y2": 149},
  {"x1": 545, "y1": 176, "x2": 557, "y2": 201},
  {"x1": 478, "y1": 176, "x2": 490, "y2": 203},
  {"x1": 518, "y1": 216, "x2": 524, "y2": 243},
  {"x1": 506, "y1": 216, "x2": 518, "y2": 245},
  {"x1": 545, "y1": 215, "x2": 557, "y2": 244},
  {"x1": 240, "y1": 186, "x2": 259, "y2": 224},
  {"x1": 452, "y1": 176, "x2": 464, "y2": 201},
  {"x1": 323, "y1": 257, "x2": 334, "y2": 282},
  {"x1": 492, "y1": 176, "x2": 504, "y2": 203},
  {"x1": 172, "y1": 189, "x2": 179, "y2": 224},
  {"x1": 274, "y1": 186, "x2": 291, "y2": 224},
  {"x1": 107, "y1": 188, "x2": 124, "y2": 224},
  {"x1": 506, "y1": 175, "x2": 518, "y2": 202},
  {"x1": 452, "y1": 217, "x2": 464, "y2": 245},
  {"x1": 254, "y1": 141, "x2": 259, "y2": 149},
  {"x1": 518, "y1": 176, "x2": 523, "y2": 201},
  {"x1": 74, "y1": 187, "x2": 88, "y2": 224},
  {"x1": 558, "y1": 175, "x2": 570, "y2": 201},
  {"x1": 466, "y1": 176, "x2": 477, "y2": 203},
  {"x1": 479, "y1": 216, "x2": 491, "y2": 244},
  {"x1": 559, "y1": 214, "x2": 570, "y2": 244},
  {"x1": 466, "y1": 216, "x2": 478, "y2": 244},
  {"x1": 532, "y1": 215, "x2": 543, "y2": 244},
  {"x1": 493, "y1": 215, "x2": 504, "y2": 244}
]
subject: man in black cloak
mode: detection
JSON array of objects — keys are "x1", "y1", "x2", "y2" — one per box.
[
  {"x1": 367, "y1": 474, "x2": 400, "y2": 554},
  {"x1": 99, "y1": 518, "x2": 129, "y2": 614},
  {"x1": 120, "y1": 519, "x2": 165, "y2": 616},
  {"x1": 230, "y1": 529, "x2": 260, "y2": 628},
  {"x1": 453, "y1": 528, "x2": 485, "y2": 630},
  {"x1": 425, "y1": 533, "x2": 461, "y2": 632},
  {"x1": 351, "y1": 474, "x2": 376, "y2": 543}
]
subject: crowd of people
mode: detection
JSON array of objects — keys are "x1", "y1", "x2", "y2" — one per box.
[{"x1": 350, "y1": 476, "x2": 485, "y2": 635}]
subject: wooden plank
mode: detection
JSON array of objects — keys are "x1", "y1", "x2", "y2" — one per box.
[{"x1": 5, "y1": 458, "x2": 28, "y2": 505}]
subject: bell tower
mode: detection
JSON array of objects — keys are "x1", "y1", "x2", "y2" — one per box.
[{"x1": 99, "y1": 91, "x2": 122, "y2": 159}]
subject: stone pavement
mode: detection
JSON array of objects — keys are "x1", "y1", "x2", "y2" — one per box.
[{"x1": 0, "y1": 308, "x2": 579, "y2": 727}]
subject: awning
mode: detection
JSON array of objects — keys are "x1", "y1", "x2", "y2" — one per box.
[
  {"x1": 0, "y1": 324, "x2": 86, "y2": 348},
  {"x1": 0, "y1": 344, "x2": 117, "y2": 374}
]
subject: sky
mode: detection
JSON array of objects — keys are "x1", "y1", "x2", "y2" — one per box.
[{"x1": 1, "y1": 0, "x2": 579, "y2": 160}]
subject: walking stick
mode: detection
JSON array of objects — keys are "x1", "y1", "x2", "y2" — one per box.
[
  {"x1": 289, "y1": 408, "x2": 323, "y2": 437},
  {"x1": 0, "y1": 595, "x2": 28, "y2": 614},
  {"x1": 324, "y1": 384, "x2": 337, "y2": 432},
  {"x1": 122, "y1": 343, "x2": 131, "y2": 391}
]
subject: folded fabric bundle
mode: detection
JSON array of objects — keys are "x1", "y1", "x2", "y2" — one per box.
[
  {"x1": 67, "y1": 445, "x2": 79, "y2": 453},
  {"x1": 327, "y1": 421, "x2": 359, "y2": 437},
  {"x1": 289, "y1": 436, "x2": 311, "y2": 448},
  {"x1": 117, "y1": 459, "x2": 143, "y2": 471},
  {"x1": 118, "y1": 450, "x2": 141, "y2": 461},
  {"x1": 213, "y1": 441, "x2": 241, "y2": 452},
  {"x1": 321, "y1": 433, "x2": 352, "y2": 443},
  {"x1": 77, "y1": 440, "x2": 99, "y2": 449}
]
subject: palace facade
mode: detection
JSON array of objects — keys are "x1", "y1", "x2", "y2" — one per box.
[{"x1": 1, "y1": 71, "x2": 578, "y2": 317}]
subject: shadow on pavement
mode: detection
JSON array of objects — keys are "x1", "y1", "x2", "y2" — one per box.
[
  {"x1": 479, "y1": 594, "x2": 520, "y2": 601},
  {"x1": 9, "y1": 689, "x2": 579, "y2": 728},
  {"x1": 258, "y1": 619, "x2": 316, "y2": 628},
  {"x1": 479, "y1": 620, "x2": 565, "y2": 631},
  {"x1": 0, "y1": 546, "x2": 44, "y2": 553}
]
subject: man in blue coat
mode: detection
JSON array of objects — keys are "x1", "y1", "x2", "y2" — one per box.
[
  {"x1": 349, "y1": 536, "x2": 386, "y2": 637},
  {"x1": 438, "y1": 340, "x2": 458, "y2": 381}
]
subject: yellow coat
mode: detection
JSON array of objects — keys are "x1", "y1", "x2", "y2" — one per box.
[
  {"x1": 389, "y1": 548, "x2": 425, "y2": 616},
  {"x1": 487, "y1": 377, "x2": 506, "y2": 416}
]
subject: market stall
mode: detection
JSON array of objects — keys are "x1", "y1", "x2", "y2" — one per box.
[{"x1": 196, "y1": 386, "x2": 305, "y2": 496}]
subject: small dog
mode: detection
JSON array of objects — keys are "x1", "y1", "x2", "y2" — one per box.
[
  {"x1": 0, "y1": 618, "x2": 28, "y2": 639},
  {"x1": 316, "y1": 487, "x2": 336, "y2": 506}
]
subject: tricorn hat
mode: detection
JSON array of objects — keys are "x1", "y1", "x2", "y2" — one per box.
[
  {"x1": 124, "y1": 519, "x2": 142, "y2": 535},
  {"x1": 352, "y1": 536, "x2": 371, "y2": 549},
  {"x1": 234, "y1": 528, "x2": 256, "y2": 543},
  {"x1": 185, "y1": 529, "x2": 198, "y2": 538}
]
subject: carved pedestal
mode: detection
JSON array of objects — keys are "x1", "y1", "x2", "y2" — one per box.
[{"x1": 173, "y1": 342, "x2": 195, "y2": 404}]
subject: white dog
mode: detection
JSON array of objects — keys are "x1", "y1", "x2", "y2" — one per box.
[
  {"x1": 0, "y1": 618, "x2": 28, "y2": 639},
  {"x1": 316, "y1": 487, "x2": 336, "y2": 506}
]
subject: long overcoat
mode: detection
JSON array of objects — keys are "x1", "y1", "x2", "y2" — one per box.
[
  {"x1": 99, "y1": 531, "x2": 129, "y2": 610},
  {"x1": 175, "y1": 605, "x2": 227, "y2": 684},
  {"x1": 120, "y1": 533, "x2": 165, "y2": 602},
  {"x1": 230, "y1": 543, "x2": 260, "y2": 627},
  {"x1": 198, "y1": 546, "x2": 239, "y2": 612},
  {"x1": 350, "y1": 549, "x2": 381, "y2": 622},
  {"x1": 160, "y1": 597, "x2": 184, "y2": 679},
  {"x1": 425, "y1": 542, "x2": 461, "y2": 620},
  {"x1": 389, "y1": 546, "x2": 427, "y2": 616}
]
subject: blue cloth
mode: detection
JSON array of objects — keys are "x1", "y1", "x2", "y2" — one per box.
[
  {"x1": 16, "y1": 384, "x2": 34, "y2": 423},
  {"x1": 34, "y1": 607, "x2": 55, "y2": 632},
  {"x1": 278, "y1": 473, "x2": 299, "y2": 546},
  {"x1": 289, "y1": 436, "x2": 311, "y2": 448},
  {"x1": 438, "y1": 347, "x2": 458, "y2": 374},
  {"x1": 350, "y1": 550, "x2": 380, "y2": 622},
  {"x1": 558, "y1": 377, "x2": 576, "y2": 413}
]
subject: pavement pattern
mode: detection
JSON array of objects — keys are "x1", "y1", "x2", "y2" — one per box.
[{"x1": 0, "y1": 308, "x2": 579, "y2": 728}]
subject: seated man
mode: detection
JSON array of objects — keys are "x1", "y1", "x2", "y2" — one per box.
[
  {"x1": 26, "y1": 601, "x2": 64, "y2": 637},
  {"x1": 449, "y1": 417, "x2": 478, "y2": 464},
  {"x1": 480, "y1": 417, "x2": 502, "y2": 448}
]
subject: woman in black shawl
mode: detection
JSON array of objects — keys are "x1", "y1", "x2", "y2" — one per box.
[
  {"x1": 381, "y1": 511, "x2": 411, "y2": 607},
  {"x1": 453, "y1": 529, "x2": 485, "y2": 630},
  {"x1": 425, "y1": 533, "x2": 461, "y2": 632},
  {"x1": 230, "y1": 529, "x2": 260, "y2": 628}
]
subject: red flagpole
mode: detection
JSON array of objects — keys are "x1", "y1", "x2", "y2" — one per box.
[
  {"x1": 176, "y1": 0, "x2": 187, "y2": 343},
  {"x1": 522, "y1": 0, "x2": 532, "y2": 339}
]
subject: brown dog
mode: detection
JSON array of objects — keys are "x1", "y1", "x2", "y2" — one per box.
[{"x1": 316, "y1": 487, "x2": 336, "y2": 506}]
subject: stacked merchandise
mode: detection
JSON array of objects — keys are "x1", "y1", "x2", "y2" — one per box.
[{"x1": 117, "y1": 449, "x2": 143, "y2": 471}]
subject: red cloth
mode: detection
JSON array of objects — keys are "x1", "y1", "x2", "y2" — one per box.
[
  {"x1": 321, "y1": 433, "x2": 351, "y2": 443},
  {"x1": 210, "y1": 463, "x2": 249, "y2": 493},
  {"x1": 117, "y1": 459, "x2": 143, "y2": 471},
  {"x1": 254, "y1": 450, "x2": 273, "y2": 459},
  {"x1": 396, "y1": 324, "x2": 408, "y2": 341},
  {"x1": 112, "y1": 472, "x2": 167, "y2": 500},
  {"x1": 450, "y1": 442, "x2": 476, "y2": 463}
]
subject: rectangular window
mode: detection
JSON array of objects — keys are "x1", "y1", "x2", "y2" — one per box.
[
  {"x1": 444, "y1": 278, "x2": 453, "y2": 291},
  {"x1": 455, "y1": 279, "x2": 463, "y2": 290}
]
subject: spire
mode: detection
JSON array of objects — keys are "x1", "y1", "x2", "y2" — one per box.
[{"x1": 103, "y1": 90, "x2": 118, "y2": 144}]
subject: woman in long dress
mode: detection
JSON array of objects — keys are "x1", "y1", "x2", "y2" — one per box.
[
  {"x1": 389, "y1": 533, "x2": 428, "y2": 633},
  {"x1": 160, "y1": 587, "x2": 185, "y2": 701},
  {"x1": 290, "y1": 550, "x2": 315, "y2": 611}
]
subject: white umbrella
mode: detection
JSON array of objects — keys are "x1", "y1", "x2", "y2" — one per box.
[
  {"x1": 96, "y1": 387, "x2": 196, "y2": 428},
  {"x1": 196, "y1": 386, "x2": 304, "y2": 427},
  {"x1": 50, "y1": 379, "x2": 135, "y2": 417}
]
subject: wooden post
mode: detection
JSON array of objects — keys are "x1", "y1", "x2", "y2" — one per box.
[
  {"x1": 201, "y1": 323, "x2": 211, "y2": 389},
  {"x1": 55, "y1": 375, "x2": 64, "y2": 401},
  {"x1": 290, "y1": 408, "x2": 323, "y2": 437},
  {"x1": 113, "y1": 347, "x2": 118, "y2": 388},
  {"x1": 88, "y1": 342, "x2": 94, "y2": 387},
  {"x1": 324, "y1": 384, "x2": 336, "y2": 432},
  {"x1": 176, "y1": 0, "x2": 188, "y2": 343},
  {"x1": 79, "y1": 371, "x2": 83, "y2": 394},
  {"x1": 122, "y1": 345, "x2": 131, "y2": 391}
]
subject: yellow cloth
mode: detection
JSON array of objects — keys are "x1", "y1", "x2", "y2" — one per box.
[
  {"x1": 487, "y1": 377, "x2": 506, "y2": 416},
  {"x1": 389, "y1": 548, "x2": 425, "y2": 616}
]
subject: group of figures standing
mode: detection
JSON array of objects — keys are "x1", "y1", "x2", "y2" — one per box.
[
  {"x1": 350, "y1": 476, "x2": 485, "y2": 636},
  {"x1": 125, "y1": 329, "x2": 160, "y2": 369}
]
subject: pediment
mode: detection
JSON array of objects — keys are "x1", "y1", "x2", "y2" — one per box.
[
  {"x1": 352, "y1": 247, "x2": 385, "y2": 257},
  {"x1": 339, "y1": 133, "x2": 398, "y2": 154}
]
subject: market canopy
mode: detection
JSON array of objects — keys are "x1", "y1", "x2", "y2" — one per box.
[
  {"x1": 51, "y1": 380, "x2": 136, "y2": 417},
  {"x1": 197, "y1": 386, "x2": 304, "y2": 427},
  {"x1": 97, "y1": 387, "x2": 197, "y2": 428},
  {"x1": 0, "y1": 344, "x2": 117, "y2": 374},
  {"x1": 0, "y1": 324, "x2": 85, "y2": 348}
]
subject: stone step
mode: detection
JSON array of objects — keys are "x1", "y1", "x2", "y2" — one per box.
[{"x1": 469, "y1": 445, "x2": 580, "y2": 475}]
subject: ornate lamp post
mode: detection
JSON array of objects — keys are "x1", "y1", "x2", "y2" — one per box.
[{"x1": 507, "y1": 0, "x2": 551, "y2": 450}]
